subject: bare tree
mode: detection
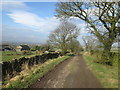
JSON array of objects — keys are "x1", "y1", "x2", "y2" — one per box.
[
  {"x1": 56, "y1": 2, "x2": 120, "y2": 63},
  {"x1": 68, "y1": 39, "x2": 83, "y2": 54},
  {"x1": 49, "y1": 21, "x2": 80, "y2": 55},
  {"x1": 82, "y1": 35, "x2": 102, "y2": 53},
  {"x1": 82, "y1": 36, "x2": 89, "y2": 52}
]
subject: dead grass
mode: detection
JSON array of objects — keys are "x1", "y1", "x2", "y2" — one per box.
[{"x1": 2, "y1": 56, "x2": 70, "y2": 88}]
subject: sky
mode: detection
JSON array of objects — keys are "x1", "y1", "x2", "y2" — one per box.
[{"x1": 1, "y1": 2, "x2": 89, "y2": 45}]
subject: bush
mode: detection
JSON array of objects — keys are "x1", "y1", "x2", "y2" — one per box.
[
  {"x1": 93, "y1": 51, "x2": 118, "y2": 66},
  {"x1": 22, "y1": 51, "x2": 33, "y2": 55}
]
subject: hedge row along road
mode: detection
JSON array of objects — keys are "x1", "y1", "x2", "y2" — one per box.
[{"x1": 29, "y1": 55, "x2": 103, "y2": 88}]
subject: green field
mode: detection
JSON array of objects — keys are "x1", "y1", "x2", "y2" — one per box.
[
  {"x1": 83, "y1": 54, "x2": 118, "y2": 88},
  {"x1": 1, "y1": 51, "x2": 41, "y2": 62}
]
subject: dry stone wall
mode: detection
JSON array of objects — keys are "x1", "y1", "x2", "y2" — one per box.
[{"x1": 2, "y1": 52, "x2": 60, "y2": 81}]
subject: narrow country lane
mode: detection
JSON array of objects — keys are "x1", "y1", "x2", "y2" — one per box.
[{"x1": 29, "y1": 55, "x2": 103, "y2": 88}]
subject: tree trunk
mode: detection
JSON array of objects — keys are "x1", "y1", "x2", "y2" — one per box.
[
  {"x1": 61, "y1": 43, "x2": 67, "y2": 55},
  {"x1": 101, "y1": 43, "x2": 112, "y2": 65},
  {"x1": 62, "y1": 48, "x2": 67, "y2": 55}
]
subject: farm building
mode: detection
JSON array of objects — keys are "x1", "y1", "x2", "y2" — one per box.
[
  {"x1": 16, "y1": 45, "x2": 30, "y2": 51},
  {"x1": 1, "y1": 44, "x2": 14, "y2": 51}
]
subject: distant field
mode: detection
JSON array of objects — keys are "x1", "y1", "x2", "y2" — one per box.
[{"x1": 1, "y1": 51, "x2": 41, "y2": 62}]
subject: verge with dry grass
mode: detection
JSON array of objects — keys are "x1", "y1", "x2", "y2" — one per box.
[{"x1": 2, "y1": 55, "x2": 70, "y2": 88}]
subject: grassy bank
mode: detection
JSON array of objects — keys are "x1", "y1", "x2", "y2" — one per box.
[
  {"x1": 83, "y1": 55, "x2": 118, "y2": 88},
  {"x1": 3, "y1": 55, "x2": 70, "y2": 88}
]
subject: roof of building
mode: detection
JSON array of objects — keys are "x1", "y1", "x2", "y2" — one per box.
[{"x1": 16, "y1": 45, "x2": 30, "y2": 50}]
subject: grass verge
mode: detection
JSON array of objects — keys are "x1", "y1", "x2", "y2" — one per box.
[
  {"x1": 83, "y1": 55, "x2": 118, "y2": 88},
  {"x1": 3, "y1": 55, "x2": 70, "y2": 88}
]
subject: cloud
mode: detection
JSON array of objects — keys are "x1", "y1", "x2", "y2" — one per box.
[
  {"x1": 2, "y1": 1, "x2": 88, "y2": 44},
  {"x1": 7, "y1": 11, "x2": 60, "y2": 33},
  {"x1": 1, "y1": 2, "x2": 29, "y2": 11},
  {"x1": 2, "y1": 24, "x2": 48, "y2": 44},
  {"x1": 6, "y1": 10, "x2": 88, "y2": 44},
  {"x1": 84, "y1": 8, "x2": 99, "y2": 15}
]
